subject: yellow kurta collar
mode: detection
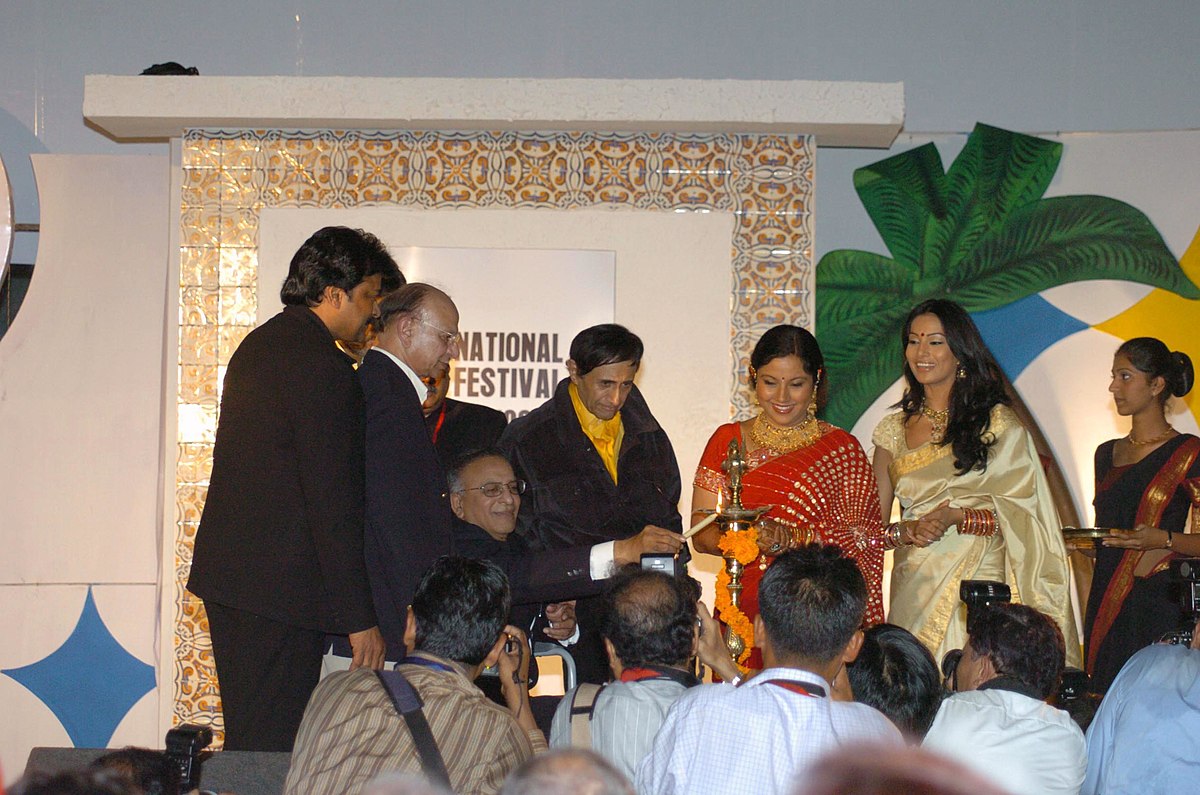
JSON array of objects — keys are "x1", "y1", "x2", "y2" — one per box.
[{"x1": 569, "y1": 382, "x2": 624, "y2": 484}]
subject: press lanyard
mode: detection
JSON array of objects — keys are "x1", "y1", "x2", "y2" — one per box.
[{"x1": 762, "y1": 679, "x2": 826, "y2": 698}]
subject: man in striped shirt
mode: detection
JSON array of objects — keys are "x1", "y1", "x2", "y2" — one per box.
[
  {"x1": 285, "y1": 558, "x2": 546, "y2": 795},
  {"x1": 549, "y1": 568, "x2": 701, "y2": 779}
]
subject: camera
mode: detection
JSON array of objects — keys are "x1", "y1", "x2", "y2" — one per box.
[
  {"x1": 1158, "y1": 558, "x2": 1200, "y2": 645},
  {"x1": 940, "y1": 580, "x2": 1012, "y2": 690},
  {"x1": 641, "y1": 552, "x2": 679, "y2": 578},
  {"x1": 959, "y1": 579, "x2": 1011, "y2": 633},
  {"x1": 164, "y1": 723, "x2": 212, "y2": 791}
]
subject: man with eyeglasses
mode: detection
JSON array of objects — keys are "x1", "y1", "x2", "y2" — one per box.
[
  {"x1": 360, "y1": 282, "x2": 464, "y2": 658},
  {"x1": 449, "y1": 448, "x2": 644, "y2": 617}
]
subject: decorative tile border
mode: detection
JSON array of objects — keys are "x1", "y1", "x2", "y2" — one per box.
[{"x1": 174, "y1": 129, "x2": 813, "y2": 737}]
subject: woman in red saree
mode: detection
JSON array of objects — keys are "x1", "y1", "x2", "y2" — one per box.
[
  {"x1": 691, "y1": 325, "x2": 890, "y2": 670},
  {"x1": 1084, "y1": 337, "x2": 1200, "y2": 693}
]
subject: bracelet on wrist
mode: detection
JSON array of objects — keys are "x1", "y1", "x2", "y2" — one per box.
[
  {"x1": 882, "y1": 521, "x2": 906, "y2": 550},
  {"x1": 960, "y1": 508, "x2": 999, "y2": 537},
  {"x1": 1165, "y1": 530, "x2": 1174, "y2": 549}
]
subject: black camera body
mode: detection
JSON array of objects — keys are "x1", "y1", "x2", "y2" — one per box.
[
  {"x1": 641, "y1": 552, "x2": 679, "y2": 578},
  {"x1": 941, "y1": 580, "x2": 1013, "y2": 690},
  {"x1": 164, "y1": 723, "x2": 212, "y2": 791},
  {"x1": 1158, "y1": 558, "x2": 1200, "y2": 645},
  {"x1": 959, "y1": 579, "x2": 1011, "y2": 633}
]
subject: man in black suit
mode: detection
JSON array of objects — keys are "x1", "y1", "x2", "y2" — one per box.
[
  {"x1": 360, "y1": 283, "x2": 462, "y2": 656},
  {"x1": 422, "y1": 364, "x2": 509, "y2": 468},
  {"x1": 500, "y1": 324, "x2": 685, "y2": 684},
  {"x1": 188, "y1": 226, "x2": 401, "y2": 751},
  {"x1": 449, "y1": 448, "x2": 673, "y2": 618}
]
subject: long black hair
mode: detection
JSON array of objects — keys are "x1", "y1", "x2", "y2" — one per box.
[{"x1": 898, "y1": 299, "x2": 1008, "y2": 474}]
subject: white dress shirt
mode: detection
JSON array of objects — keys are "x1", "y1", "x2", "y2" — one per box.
[
  {"x1": 372, "y1": 346, "x2": 428, "y2": 400},
  {"x1": 923, "y1": 687, "x2": 1086, "y2": 795},
  {"x1": 635, "y1": 667, "x2": 902, "y2": 795}
]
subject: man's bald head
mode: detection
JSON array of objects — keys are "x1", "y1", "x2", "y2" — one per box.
[
  {"x1": 374, "y1": 283, "x2": 461, "y2": 377},
  {"x1": 501, "y1": 749, "x2": 634, "y2": 795}
]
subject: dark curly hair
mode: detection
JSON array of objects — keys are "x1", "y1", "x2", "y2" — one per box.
[
  {"x1": 412, "y1": 556, "x2": 511, "y2": 666},
  {"x1": 898, "y1": 299, "x2": 1008, "y2": 474},
  {"x1": 1116, "y1": 337, "x2": 1195, "y2": 405},
  {"x1": 279, "y1": 226, "x2": 402, "y2": 307},
  {"x1": 599, "y1": 567, "x2": 698, "y2": 668},
  {"x1": 967, "y1": 603, "x2": 1065, "y2": 700}
]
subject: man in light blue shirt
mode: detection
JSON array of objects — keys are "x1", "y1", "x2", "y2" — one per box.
[
  {"x1": 550, "y1": 568, "x2": 701, "y2": 781},
  {"x1": 635, "y1": 546, "x2": 902, "y2": 795},
  {"x1": 1082, "y1": 620, "x2": 1200, "y2": 795}
]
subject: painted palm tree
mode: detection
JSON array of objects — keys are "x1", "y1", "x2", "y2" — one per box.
[{"x1": 816, "y1": 123, "x2": 1200, "y2": 525}]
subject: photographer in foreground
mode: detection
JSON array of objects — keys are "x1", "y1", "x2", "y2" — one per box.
[
  {"x1": 284, "y1": 557, "x2": 544, "y2": 795},
  {"x1": 922, "y1": 603, "x2": 1086, "y2": 795}
]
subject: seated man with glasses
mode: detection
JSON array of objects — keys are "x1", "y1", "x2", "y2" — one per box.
[{"x1": 449, "y1": 449, "x2": 666, "y2": 631}]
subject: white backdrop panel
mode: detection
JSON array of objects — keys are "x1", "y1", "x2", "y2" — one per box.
[
  {"x1": 257, "y1": 208, "x2": 734, "y2": 503},
  {"x1": 0, "y1": 154, "x2": 168, "y2": 585}
]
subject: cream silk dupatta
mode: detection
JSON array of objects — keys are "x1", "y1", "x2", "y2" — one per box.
[{"x1": 874, "y1": 405, "x2": 1081, "y2": 666}]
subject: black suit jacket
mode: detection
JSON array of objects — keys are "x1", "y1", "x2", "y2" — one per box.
[
  {"x1": 188, "y1": 306, "x2": 375, "y2": 633},
  {"x1": 499, "y1": 378, "x2": 684, "y2": 683},
  {"x1": 450, "y1": 516, "x2": 600, "y2": 610},
  {"x1": 360, "y1": 349, "x2": 453, "y2": 654},
  {"x1": 426, "y1": 398, "x2": 509, "y2": 469},
  {"x1": 499, "y1": 378, "x2": 683, "y2": 551}
]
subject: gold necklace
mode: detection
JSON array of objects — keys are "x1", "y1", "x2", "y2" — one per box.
[
  {"x1": 920, "y1": 402, "x2": 950, "y2": 444},
  {"x1": 1127, "y1": 426, "x2": 1175, "y2": 446},
  {"x1": 751, "y1": 413, "x2": 821, "y2": 454}
]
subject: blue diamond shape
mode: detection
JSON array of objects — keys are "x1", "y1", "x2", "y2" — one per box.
[
  {"x1": 972, "y1": 295, "x2": 1088, "y2": 381},
  {"x1": 3, "y1": 588, "x2": 156, "y2": 747}
]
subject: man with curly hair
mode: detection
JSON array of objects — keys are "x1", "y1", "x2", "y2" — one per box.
[{"x1": 922, "y1": 602, "x2": 1086, "y2": 794}]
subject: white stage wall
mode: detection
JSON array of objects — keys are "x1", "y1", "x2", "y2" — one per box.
[{"x1": 0, "y1": 154, "x2": 169, "y2": 779}]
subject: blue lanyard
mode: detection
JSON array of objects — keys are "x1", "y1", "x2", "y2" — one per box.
[{"x1": 400, "y1": 655, "x2": 457, "y2": 674}]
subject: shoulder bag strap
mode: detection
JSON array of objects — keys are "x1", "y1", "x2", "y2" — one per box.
[
  {"x1": 568, "y1": 682, "x2": 605, "y2": 747},
  {"x1": 375, "y1": 669, "x2": 452, "y2": 788}
]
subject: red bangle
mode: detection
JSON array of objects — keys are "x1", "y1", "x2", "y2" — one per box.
[{"x1": 960, "y1": 508, "x2": 998, "y2": 537}]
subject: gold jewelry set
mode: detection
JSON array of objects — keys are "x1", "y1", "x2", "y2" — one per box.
[
  {"x1": 750, "y1": 413, "x2": 820, "y2": 454},
  {"x1": 750, "y1": 367, "x2": 822, "y2": 454},
  {"x1": 919, "y1": 402, "x2": 950, "y2": 444}
]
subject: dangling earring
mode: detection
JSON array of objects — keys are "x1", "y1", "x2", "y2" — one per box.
[
  {"x1": 956, "y1": 364, "x2": 966, "y2": 380},
  {"x1": 749, "y1": 365, "x2": 759, "y2": 405},
  {"x1": 807, "y1": 369, "x2": 822, "y2": 422}
]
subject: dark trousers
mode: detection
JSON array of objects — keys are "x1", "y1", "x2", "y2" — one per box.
[
  {"x1": 204, "y1": 602, "x2": 324, "y2": 751},
  {"x1": 572, "y1": 596, "x2": 612, "y2": 685}
]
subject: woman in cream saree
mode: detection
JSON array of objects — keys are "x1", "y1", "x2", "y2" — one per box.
[{"x1": 872, "y1": 300, "x2": 1080, "y2": 666}]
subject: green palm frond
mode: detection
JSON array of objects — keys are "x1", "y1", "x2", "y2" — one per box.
[{"x1": 817, "y1": 123, "x2": 1199, "y2": 428}]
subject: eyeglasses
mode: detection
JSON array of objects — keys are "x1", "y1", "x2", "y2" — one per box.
[
  {"x1": 420, "y1": 319, "x2": 461, "y2": 346},
  {"x1": 460, "y1": 480, "x2": 527, "y2": 498}
]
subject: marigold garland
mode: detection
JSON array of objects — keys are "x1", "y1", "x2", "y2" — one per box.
[{"x1": 715, "y1": 527, "x2": 759, "y2": 669}]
